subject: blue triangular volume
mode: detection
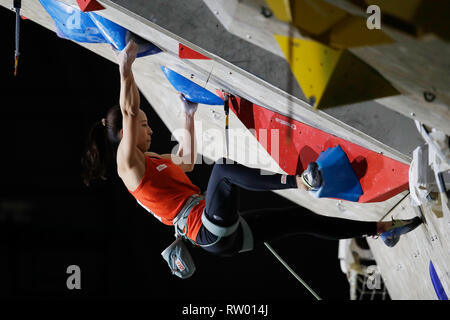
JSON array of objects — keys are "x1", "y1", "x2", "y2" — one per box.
[
  {"x1": 87, "y1": 12, "x2": 128, "y2": 50},
  {"x1": 310, "y1": 145, "x2": 363, "y2": 202},
  {"x1": 39, "y1": 0, "x2": 161, "y2": 58},
  {"x1": 39, "y1": 0, "x2": 107, "y2": 43},
  {"x1": 161, "y1": 66, "x2": 223, "y2": 105},
  {"x1": 430, "y1": 261, "x2": 448, "y2": 300}
]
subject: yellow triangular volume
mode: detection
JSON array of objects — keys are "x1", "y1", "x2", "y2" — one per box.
[{"x1": 275, "y1": 35, "x2": 343, "y2": 107}]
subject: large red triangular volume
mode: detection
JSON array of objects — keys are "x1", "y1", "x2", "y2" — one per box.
[
  {"x1": 216, "y1": 91, "x2": 409, "y2": 203},
  {"x1": 76, "y1": 0, "x2": 105, "y2": 12},
  {"x1": 179, "y1": 43, "x2": 211, "y2": 60}
]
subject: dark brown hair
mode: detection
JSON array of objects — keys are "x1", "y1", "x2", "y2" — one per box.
[{"x1": 81, "y1": 105, "x2": 123, "y2": 186}]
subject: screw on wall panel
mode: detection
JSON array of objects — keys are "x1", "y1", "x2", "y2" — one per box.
[
  {"x1": 336, "y1": 200, "x2": 345, "y2": 212},
  {"x1": 260, "y1": 6, "x2": 273, "y2": 18},
  {"x1": 423, "y1": 91, "x2": 436, "y2": 102}
]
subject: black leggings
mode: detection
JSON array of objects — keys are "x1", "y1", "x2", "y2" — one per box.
[{"x1": 195, "y1": 158, "x2": 377, "y2": 256}]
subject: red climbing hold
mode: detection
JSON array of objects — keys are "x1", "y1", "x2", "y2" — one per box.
[
  {"x1": 76, "y1": 0, "x2": 105, "y2": 12},
  {"x1": 179, "y1": 43, "x2": 211, "y2": 60}
]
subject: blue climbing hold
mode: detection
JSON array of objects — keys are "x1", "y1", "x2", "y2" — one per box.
[
  {"x1": 86, "y1": 12, "x2": 128, "y2": 50},
  {"x1": 87, "y1": 13, "x2": 161, "y2": 57},
  {"x1": 430, "y1": 261, "x2": 448, "y2": 300},
  {"x1": 39, "y1": 0, "x2": 161, "y2": 57},
  {"x1": 309, "y1": 145, "x2": 363, "y2": 202},
  {"x1": 161, "y1": 66, "x2": 223, "y2": 105}
]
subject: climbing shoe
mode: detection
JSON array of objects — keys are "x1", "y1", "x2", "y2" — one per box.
[
  {"x1": 380, "y1": 216, "x2": 423, "y2": 248},
  {"x1": 301, "y1": 162, "x2": 322, "y2": 190}
]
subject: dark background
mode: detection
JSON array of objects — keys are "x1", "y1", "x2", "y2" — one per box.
[{"x1": 0, "y1": 6, "x2": 350, "y2": 304}]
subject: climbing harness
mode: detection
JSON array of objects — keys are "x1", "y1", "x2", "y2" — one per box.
[
  {"x1": 161, "y1": 195, "x2": 320, "y2": 300},
  {"x1": 161, "y1": 193, "x2": 254, "y2": 279},
  {"x1": 172, "y1": 194, "x2": 205, "y2": 246}
]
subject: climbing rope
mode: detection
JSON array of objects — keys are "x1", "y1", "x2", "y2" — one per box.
[
  {"x1": 222, "y1": 91, "x2": 230, "y2": 158},
  {"x1": 13, "y1": 0, "x2": 21, "y2": 76},
  {"x1": 264, "y1": 242, "x2": 322, "y2": 300}
]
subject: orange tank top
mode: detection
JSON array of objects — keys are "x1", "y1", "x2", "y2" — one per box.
[{"x1": 128, "y1": 155, "x2": 205, "y2": 242}]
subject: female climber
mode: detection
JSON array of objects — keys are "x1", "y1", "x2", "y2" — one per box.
[{"x1": 81, "y1": 40, "x2": 422, "y2": 261}]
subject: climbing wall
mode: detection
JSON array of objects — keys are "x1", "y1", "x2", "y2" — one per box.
[
  {"x1": 367, "y1": 197, "x2": 450, "y2": 299},
  {"x1": 3, "y1": 0, "x2": 448, "y2": 299}
]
